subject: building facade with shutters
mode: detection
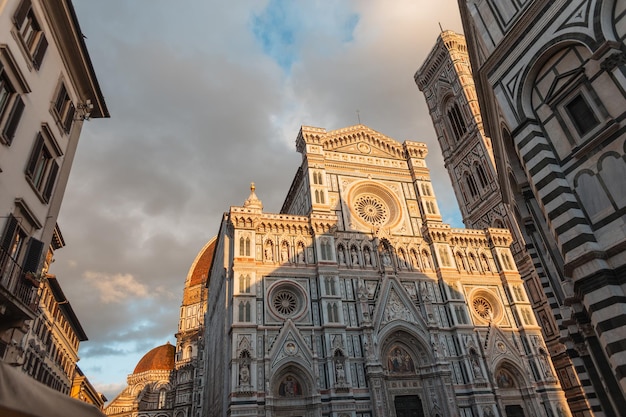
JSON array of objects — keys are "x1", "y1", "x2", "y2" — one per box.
[
  {"x1": 0, "y1": 0, "x2": 108, "y2": 364},
  {"x1": 203, "y1": 124, "x2": 569, "y2": 417},
  {"x1": 415, "y1": 31, "x2": 594, "y2": 416},
  {"x1": 454, "y1": 1, "x2": 626, "y2": 415}
]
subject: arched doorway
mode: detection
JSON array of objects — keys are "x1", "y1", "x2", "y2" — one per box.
[
  {"x1": 267, "y1": 364, "x2": 320, "y2": 417},
  {"x1": 377, "y1": 329, "x2": 447, "y2": 417},
  {"x1": 494, "y1": 362, "x2": 529, "y2": 417}
]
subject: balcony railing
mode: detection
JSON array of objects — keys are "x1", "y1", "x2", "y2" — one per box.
[{"x1": 0, "y1": 248, "x2": 39, "y2": 312}]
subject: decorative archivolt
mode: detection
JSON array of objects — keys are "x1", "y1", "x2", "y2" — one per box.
[
  {"x1": 312, "y1": 221, "x2": 336, "y2": 234},
  {"x1": 255, "y1": 221, "x2": 311, "y2": 235},
  {"x1": 449, "y1": 234, "x2": 489, "y2": 247}
]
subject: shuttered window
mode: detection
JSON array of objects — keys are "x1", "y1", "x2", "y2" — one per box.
[{"x1": 13, "y1": 0, "x2": 48, "y2": 70}]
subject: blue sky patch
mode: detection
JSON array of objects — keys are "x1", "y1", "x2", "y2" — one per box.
[{"x1": 251, "y1": 0, "x2": 359, "y2": 71}]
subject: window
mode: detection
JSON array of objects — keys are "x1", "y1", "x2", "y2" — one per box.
[
  {"x1": 158, "y1": 389, "x2": 167, "y2": 409},
  {"x1": 13, "y1": 0, "x2": 48, "y2": 70},
  {"x1": 1, "y1": 215, "x2": 27, "y2": 266},
  {"x1": 464, "y1": 172, "x2": 479, "y2": 198},
  {"x1": 238, "y1": 301, "x2": 251, "y2": 322},
  {"x1": 320, "y1": 238, "x2": 331, "y2": 260},
  {"x1": 324, "y1": 277, "x2": 336, "y2": 296},
  {"x1": 564, "y1": 94, "x2": 599, "y2": 136},
  {"x1": 1, "y1": 214, "x2": 43, "y2": 282},
  {"x1": 327, "y1": 302, "x2": 339, "y2": 323},
  {"x1": 52, "y1": 83, "x2": 75, "y2": 134},
  {"x1": 447, "y1": 103, "x2": 467, "y2": 140},
  {"x1": 312, "y1": 171, "x2": 323, "y2": 185},
  {"x1": 239, "y1": 236, "x2": 251, "y2": 256},
  {"x1": 25, "y1": 133, "x2": 60, "y2": 202},
  {"x1": 474, "y1": 163, "x2": 489, "y2": 189},
  {"x1": 0, "y1": 66, "x2": 25, "y2": 145},
  {"x1": 238, "y1": 274, "x2": 250, "y2": 293}
]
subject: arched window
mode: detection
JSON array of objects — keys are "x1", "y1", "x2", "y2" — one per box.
[
  {"x1": 237, "y1": 234, "x2": 251, "y2": 257},
  {"x1": 575, "y1": 171, "x2": 611, "y2": 222},
  {"x1": 239, "y1": 275, "x2": 250, "y2": 293},
  {"x1": 475, "y1": 163, "x2": 489, "y2": 188},
  {"x1": 325, "y1": 277, "x2": 336, "y2": 295},
  {"x1": 447, "y1": 103, "x2": 467, "y2": 140},
  {"x1": 158, "y1": 389, "x2": 167, "y2": 409},
  {"x1": 327, "y1": 302, "x2": 339, "y2": 322},
  {"x1": 465, "y1": 172, "x2": 479, "y2": 198},
  {"x1": 599, "y1": 154, "x2": 626, "y2": 208},
  {"x1": 239, "y1": 301, "x2": 251, "y2": 322},
  {"x1": 320, "y1": 238, "x2": 331, "y2": 260}
]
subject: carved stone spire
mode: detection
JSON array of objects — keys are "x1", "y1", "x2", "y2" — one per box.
[{"x1": 243, "y1": 182, "x2": 263, "y2": 210}]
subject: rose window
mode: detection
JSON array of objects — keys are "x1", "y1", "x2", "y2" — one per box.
[
  {"x1": 472, "y1": 297, "x2": 493, "y2": 319},
  {"x1": 354, "y1": 195, "x2": 389, "y2": 226},
  {"x1": 273, "y1": 289, "x2": 298, "y2": 316}
]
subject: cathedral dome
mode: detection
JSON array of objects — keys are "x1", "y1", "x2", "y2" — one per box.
[
  {"x1": 186, "y1": 237, "x2": 217, "y2": 287},
  {"x1": 133, "y1": 342, "x2": 175, "y2": 374}
]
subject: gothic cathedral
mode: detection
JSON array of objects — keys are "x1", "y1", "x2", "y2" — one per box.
[{"x1": 203, "y1": 125, "x2": 568, "y2": 417}]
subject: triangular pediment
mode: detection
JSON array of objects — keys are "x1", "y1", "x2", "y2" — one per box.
[
  {"x1": 373, "y1": 278, "x2": 428, "y2": 334},
  {"x1": 313, "y1": 124, "x2": 405, "y2": 159},
  {"x1": 482, "y1": 322, "x2": 522, "y2": 369},
  {"x1": 269, "y1": 319, "x2": 314, "y2": 372}
]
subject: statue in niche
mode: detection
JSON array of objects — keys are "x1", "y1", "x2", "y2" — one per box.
[
  {"x1": 480, "y1": 254, "x2": 490, "y2": 271},
  {"x1": 364, "y1": 249, "x2": 371, "y2": 266},
  {"x1": 264, "y1": 244, "x2": 273, "y2": 261},
  {"x1": 469, "y1": 254, "x2": 478, "y2": 271},
  {"x1": 539, "y1": 349, "x2": 552, "y2": 377},
  {"x1": 239, "y1": 363, "x2": 250, "y2": 385},
  {"x1": 398, "y1": 250, "x2": 407, "y2": 269},
  {"x1": 338, "y1": 246, "x2": 345, "y2": 264},
  {"x1": 382, "y1": 250, "x2": 392, "y2": 267},
  {"x1": 280, "y1": 243, "x2": 289, "y2": 262},
  {"x1": 351, "y1": 247, "x2": 359, "y2": 265},
  {"x1": 470, "y1": 350, "x2": 483, "y2": 379},
  {"x1": 422, "y1": 250, "x2": 431, "y2": 269},
  {"x1": 297, "y1": 244, "x2": 305, "y2": 263},
  {"x1": 335, "y1": 361, "x2": 346, "y2": 384},
  {"x1": 279, "y1": 376, "x2": 300, "y2": 397},
  {"x1": 411, "y1": 250, "x2": 420, "y2": 270}
]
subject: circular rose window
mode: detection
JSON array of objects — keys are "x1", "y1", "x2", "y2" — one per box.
[
  {"x1": 273, "y1": 290, "x2": 298, "y2": 315},
  {"x1": 354, "y1": 195, "x2": 389, "y2": 226},
  {"x1": 470, "y1": 290, "x2": 503, "y2": 323},
  {"x1": 472, "y1": 297, "x2": 493, "y2": 319},
  {"x1": 348, "y1": 182, "x2": 401, "y2": 229},
  {"x1": 269, "y1": 282, "x2": 306, "y2": 319}
]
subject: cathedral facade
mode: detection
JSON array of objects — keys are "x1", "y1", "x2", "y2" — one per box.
[{"x1": 203, "y1": 125, "x2": 568, "y2": 417}]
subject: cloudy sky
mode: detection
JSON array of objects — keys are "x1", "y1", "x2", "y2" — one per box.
[{"x1": 55, "y1": 0, "x2": 464, "y2": 401}]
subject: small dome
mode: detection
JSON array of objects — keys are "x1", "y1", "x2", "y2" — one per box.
[{"x1": 133, "y1": 342, "x2": 175, "y2": 374}]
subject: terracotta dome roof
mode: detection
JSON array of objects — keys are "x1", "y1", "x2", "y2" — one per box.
[
  {"x1": 186, "y1": 237, "x2": 217, "y2": 287},
  {"x1": 133, "y1": 342, "x2": 175, "y2": 374}
]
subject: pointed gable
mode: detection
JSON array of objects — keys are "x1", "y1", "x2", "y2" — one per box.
[{"x1": 300, "y1": 124, "x2": 406, "y2": 159}]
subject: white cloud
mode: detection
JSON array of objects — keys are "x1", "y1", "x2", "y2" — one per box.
[{"x1": 85, "y1": 272, "x2": 148, "y2": 303}]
